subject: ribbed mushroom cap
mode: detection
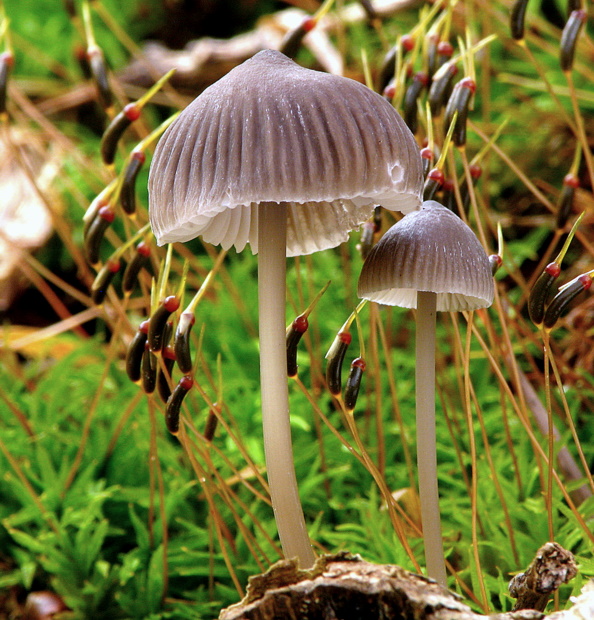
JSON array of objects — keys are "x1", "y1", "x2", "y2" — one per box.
[
  {"x1": 148, "y1": 49, "x2": 423, "y2": 257},
  {"x1": 357, "y1": 200, "x2": 494, "y2": 311}
]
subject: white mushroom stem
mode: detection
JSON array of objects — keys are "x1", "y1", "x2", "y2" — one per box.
[
  {"x1": 257, "y1": 201, "x2": 315, "y2": 569},
  {"x1": 416, "y1": 290, "x2": 447, "y2": 586}
]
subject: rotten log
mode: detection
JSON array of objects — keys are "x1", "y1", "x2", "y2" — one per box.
[
  {"x1": 218, "y1": 552, "x2": 589, "y2": 620},
  {"x1": 509, "y1": 543, "x2": 578, "y2": 612},
  {"x1": 36, "y1": 0, "x2": 418, "y2": 117}
]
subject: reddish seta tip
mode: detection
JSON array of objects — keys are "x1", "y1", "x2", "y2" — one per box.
[
  {"x1": 131, "y1": 149, "x2": 147, "y2": 164},
  {"x1": 1, "y1": 51, "x2": 14, "y2": 68},
  {"x1": 163, "y1": 295, "x2": 180, "y2": 313},
  {"x1": 98, "y1": 205, "x2": 115, "y2": 223},
  {"x1": 420, "y1": 147, "x2": 434, "y2": 161},
  {"x1": 179, "y1": 375, "x2": 194, "y2": 390},
  {"x1": 579, "y1": 273, "x2": 593, "y2": 290},
  {"x1": 139, "y1": 320, "x2": 150, "y2": 334},
  {"x1": 459, "y1": 77, "x2": 477, "y2": 94},
  {"x1": 437, "y1": 41, "x2": 454, "y2": 57},
  {"x1": 182, "y1": 311, "x2": 196, "y2": 327},
  {"x1": 469, "y1": 164, "x2": 482, "y2": 179},
  {"x1": 563, "y1": 173, "x2": 580, "y2": 188},
  {"x1": 427, "y1": 168, "x2": 445, "y2": 184},
  {"x1": 293, "y1": 315, "x2": 309, "y2": 333},
  {"x1": 413, "y1": 71, "x2": 429, "y2": 86},
  {"x1": 401, "y1": 34, "x2": 415, "y2": 52},
  {"x1": 339, "y1": 331, "x2": 352, "y2": 345},
  {"x1": 442, "y1": 178, "x2": 455, "y2": 192},
  {"x1": 302, "y1": 16, "x2": 316, "y2": 32},
  {"x1": 136, "y1": 241, "x2": 151, "y2": 257},
  {"x1": 107, "y1": 258, "x2": 121, "y2": 274},
  {"x1": 352, "y1": 357, "x2": 366, "y2": 371},
  {"x1": 163, "y1": 345, "x2": 177, "y2": 361},
  {"x1": 383, "y1": 83, "x2": 396, "y2": 99},
  {"x1": 86, "y1": 45, "x2": 101, "y2": 61},
  {"x1": 544, "y1": 262, "x2": 561, "y2": 278},
  {"x1": 489, "y1": 254, "x2": 503, "y2": 275},
  {"x1": 124, "y1": 102, "x2": 142, "y2": 121}
]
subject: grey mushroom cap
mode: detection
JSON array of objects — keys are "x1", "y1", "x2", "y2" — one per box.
[
  {"x1": 148, "y1": 49, "x2": 423, "y2": 257},
  {"x1": 357, "y1": 200, "x2": 495, "y2": 311}
]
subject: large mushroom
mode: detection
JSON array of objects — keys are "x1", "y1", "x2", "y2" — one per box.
[
  {"x1": 148, "y1": 49, "x2": 423, "y2": 569},
  {"x1": 358, "y1": 200, "x2": 494, "y2": 585}
]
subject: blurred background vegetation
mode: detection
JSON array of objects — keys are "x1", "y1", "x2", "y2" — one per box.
[{"x1": 0, "y1": 0, "x2": 593, "y2": 618}]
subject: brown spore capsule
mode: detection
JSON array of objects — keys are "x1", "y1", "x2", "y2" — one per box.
[
  {"x1": 286, "y1": 314, "x2": 309, "y2": 378},
  {"x1": 556, "y1": 174, "x2": 579, "y2": 229},
  {"x1": 204, "y1": 405, "x2": 220, "y2": 442},
  {"x1": 148, "y1": 295, "x2": 180, "y2": 352},
  {"x1": 126, "y1": 320, "x2": 149, "y2": 383},
  {"x1": 510, "y1": 0, "x2": 530, "y2": 40},
  {"x1": 122, "y1": 240, "x2": 151, "y2": 294},
  {"x1": 343, "y1": 357, "x2": 366, "y2": 411},
  {"x1": 403, "y1": 72, "x2": 428, "y2": 135},
  {"x1": 528, "y1": 262, "x2": 562, "y2": 326},
  {"x1": 426, "y1": 34, "x2": 440, "y2": 83},
  {"x1": 423, "y1": 168, "x2": 445, "y2": 201},
  {"x1": 141, "y1": 343, "x2": 158, "y2": 394},
  {"x1": 86, "y1": 45, "x2": 112, "y2": 110},
  {"x1": 120, "y1": 150, "x2": 146, "y2": 215},
  {"x1": 91, "y1": 258, "x2": 121, "y2": 305},
  {"x1": 165, "y1": 375, "x2": 193, "y2": 434},
  {"x1": 543, "y1": 273, "x2": 592, "y2": 330},
  {"x1": 444, "y1": 78, "x2": 476, "y2": 147},
  {"x1": 326, "y1": 331, "x2": 352, "y2": 395},
  {"x1": 428, "y1": 63, "x2": 458, "y2": 117},
  {"x1": 378, "y1": 45, "x2": 397, "y2": 94},
  {"x1": 100, "y1": 111, "x2": 130, "y2": 165},
  {"x1": 0, "y1": 51, "x2": 14, "y2": 119},
  {"x1": 84, "y1": 205, "x2": 115, "y2": 265},
  {"x1": 560, "y1": 9, "x2": 587, "y2": 72},
  {"x1": 157, "y1": 344, "x2": 176, "y2": 403},
  {"x1": 174, "y1": 312, "x2": 196, "y2": 374}
]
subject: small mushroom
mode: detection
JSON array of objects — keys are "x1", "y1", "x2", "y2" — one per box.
[
  {"x1": 149, "y1": 50, "x2": 423, "y2": 568},
  {"x1": 357, "y1": 200, "x2": 494, "y2": 585}
]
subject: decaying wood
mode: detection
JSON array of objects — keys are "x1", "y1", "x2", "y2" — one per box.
[
  {"x1": 36, "y1": 0, "x2": 418, "y2": 116},
  {"x1": 119, "y1": 0, "x2": 417, "y2": 90},
  {"x1": 0, "y1": 128, "x2": 58, "y2": 311},
  {"x1": 509, "y1": 543, "x2": 578, "y2": 612},
  {"x1": 218, "y1": 553, "x2": 587, "y2": 620}
]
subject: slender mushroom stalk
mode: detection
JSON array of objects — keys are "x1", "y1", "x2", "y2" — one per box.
[
  {"x1": 358, "y1": 200, "x2": 494, "y2": 586},
  {"x1": 415, "y1": 290, "x2": 446, "y2": 586},
  {"x1": 258, "y1": 202, "x2": 314, "y2": 566},
  {"x1": 148, "y1": 50, "x2": 423, "y2": 569}
]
